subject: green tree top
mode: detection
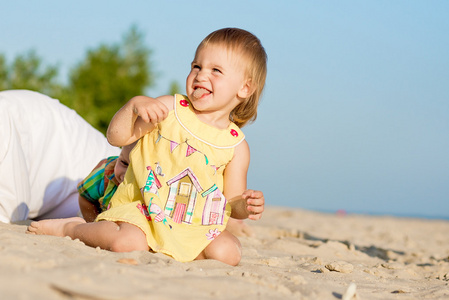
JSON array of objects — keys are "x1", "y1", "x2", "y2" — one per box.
[
  {"x1": 0, "y1": 50, "x2": 60, "y2": 95},
  {"x1": 67, "y1": 26, "x2": 154, "y2": 133},
  {"x1": 0, "y1": 26, "x2": 155, "y2": 134}
]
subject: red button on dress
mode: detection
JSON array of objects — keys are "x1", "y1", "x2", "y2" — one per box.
[
  {"x1": 230, "y1": 129, "x2": 238, "y2": 137},
  {"x1": 180, "y1": 99, "x2": 189, "y2": 107}
]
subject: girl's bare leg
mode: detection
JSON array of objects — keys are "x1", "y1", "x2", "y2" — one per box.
[
  {"x1": 226, "y1": 218, "x2": 254, "y2": 237},
  {"x1": 195, "y1": 230, "x2": 242, "y2": 266},
  {"x1": 27, "y1": 217, "x2": 86, "y2": 236},
  {"x1": 27, "y1": 218, "x2": 149, "y2": 252}
]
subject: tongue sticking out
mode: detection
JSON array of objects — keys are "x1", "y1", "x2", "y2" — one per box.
[{"x1": 193, "y1": 88, "x2": 210, "y2": 99}]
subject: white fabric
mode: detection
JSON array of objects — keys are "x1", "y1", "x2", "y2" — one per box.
[{"x1": 0, "y1": 90, "x2": 120, "y2": 223}]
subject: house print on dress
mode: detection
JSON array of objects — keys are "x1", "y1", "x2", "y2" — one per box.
[
  {"x1": 142, "y1": 166, "x2": 162, "y2": 197},
  {"x1": 164, "y1": 167, "x2": 227, "y2": 226}
]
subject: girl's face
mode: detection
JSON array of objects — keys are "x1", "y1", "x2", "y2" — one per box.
[
  {"x1": 186, "y1": 44, "x2": 251, "y2": 128},
  {"x1": 114, "y1": 145, "x2": 133, "y2": 184}
]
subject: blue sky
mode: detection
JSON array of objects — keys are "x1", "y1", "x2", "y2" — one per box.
[{"x1": 2, "y1": 1, "x2": 448, "y2": 218}]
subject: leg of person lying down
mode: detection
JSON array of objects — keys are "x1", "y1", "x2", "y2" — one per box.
[{"x1": 0, "y1": 90, "x2": 119, "y2": 223}]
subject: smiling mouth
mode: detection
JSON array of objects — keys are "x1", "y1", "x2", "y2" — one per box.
[{"x1": 193, "y1": 87, "x2": 211, "y2": 99}]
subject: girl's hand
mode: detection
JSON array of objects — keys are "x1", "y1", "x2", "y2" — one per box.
[
  {"x1": 242, "y1": 190, "x2": 265, "y2": 220},
  {"x1": 132, "y1": 96, "x2": 169, "y2": 126},
  {"x1": 107, "y1": 95, "x2": 172, "y2": 147}
]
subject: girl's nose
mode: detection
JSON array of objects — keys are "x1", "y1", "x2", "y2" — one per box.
[{"x1": 195, "y1": 69, "x2": 207, "y2": 81}]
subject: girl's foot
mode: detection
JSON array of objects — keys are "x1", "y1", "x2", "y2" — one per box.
[{"x1": 26, "y1": 217, "x2": 86, "y2": 237}]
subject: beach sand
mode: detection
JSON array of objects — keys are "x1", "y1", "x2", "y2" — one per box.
[{"x1": 1, "y1": 206, "x2": 448, "y2": 299}]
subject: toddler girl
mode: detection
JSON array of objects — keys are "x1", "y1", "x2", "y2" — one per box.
[{"x1": 28, "y1": 28, "x2": 267, "y2": 266}]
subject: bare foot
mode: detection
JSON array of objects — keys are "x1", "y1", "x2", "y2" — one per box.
[
  {"x1": 226, "y1": 218, "x2": 254, "y2": 237},
  {"x1": 26, "y1": 217, "x2": 86, "y2": 237}
]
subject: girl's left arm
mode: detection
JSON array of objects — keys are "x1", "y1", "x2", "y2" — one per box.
[
  {"x1": 107, "y1": 95, "x2": 171, "y2": 147},
  {"x1": 224, "y1": 140, "x2": 265, "y2": 220}
]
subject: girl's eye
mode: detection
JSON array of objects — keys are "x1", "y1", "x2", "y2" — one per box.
[
  {"x1": 192, "y1": 64, "x2": 201, "y2": 70},
  {"x1": 213, "y1": 68, "x2": 222, "y2": 73}
]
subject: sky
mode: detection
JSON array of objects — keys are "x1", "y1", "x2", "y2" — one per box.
[{"x1": 1, "y1": 1, "x2": 448, "y2": 218}]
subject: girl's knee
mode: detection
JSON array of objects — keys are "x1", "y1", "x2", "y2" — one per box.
[
  {"x1": 109, "y1": 223, "x2": 149, "y2": 252},
  {"x1": 200, "y1": 230, "x2": 242, "y2": 266},
  {"x1": 221, "y1": 244, "x2": 242, "y2": 266},
  {"x1": 109, "y1": 237, "x2": 148, "y2": 252}
]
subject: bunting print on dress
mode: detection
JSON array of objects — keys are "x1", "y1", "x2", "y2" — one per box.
[
  {"x1": 157, "y1": 130, "x2": 218, "y2": 172},
  {"x1": 186, "y1": 145, "x2": 197, "y2": 157},
  {"x1": 170, "y1": 141, "x2": 179, "y2": 153},
  {"x1": 155, "y1": 132, "x2": 162, "y2": 144}
]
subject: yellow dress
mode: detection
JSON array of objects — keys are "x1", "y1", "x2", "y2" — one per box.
[{"x1": 97, "y1": 94, "x2": 245, "y2": 262}]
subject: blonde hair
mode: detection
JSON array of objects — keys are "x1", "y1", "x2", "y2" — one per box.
[{"x1": 195, "y1": 28, "x2": 267, "y2": 127}]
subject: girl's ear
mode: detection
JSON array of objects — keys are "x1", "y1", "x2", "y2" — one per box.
[{"x1": 237, "y1": 79, "x2": 254, "y2": 99}]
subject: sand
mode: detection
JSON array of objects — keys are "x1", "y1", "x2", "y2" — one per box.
[{"x1": 1, "y1": 206, "x2": 449, "y2": 299}]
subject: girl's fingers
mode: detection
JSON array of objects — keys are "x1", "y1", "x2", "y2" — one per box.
[
  {"x1": 248, "y1": 213, "x2": 262, "y2": 221},
  {"x1": 247, "y1": 204, "x2": 264, "y2": 214},
  {"x1": 243, "y1": 190, "x2": 264, "y2": 200},
  {"x1": 246, "y1": 195, "x2": 265, "y2": 207}
]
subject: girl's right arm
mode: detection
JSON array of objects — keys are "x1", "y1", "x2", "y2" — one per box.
[
  {"x1": 107, "y1": 95, "x2": 173, "y2": 147},
  {"x1": 78, "y1": 195, "x2": 100, "y2": 222}
]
